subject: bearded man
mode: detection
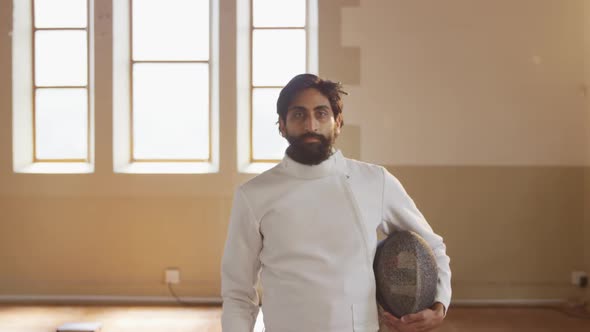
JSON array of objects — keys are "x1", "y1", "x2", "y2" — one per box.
[{"x1": 221, "y1": 74, "x2": 451, "y2": 332}]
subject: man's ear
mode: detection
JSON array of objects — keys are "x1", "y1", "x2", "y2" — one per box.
[{"x1": 334, "y1": 114, "x2": 343, "y2": 137}]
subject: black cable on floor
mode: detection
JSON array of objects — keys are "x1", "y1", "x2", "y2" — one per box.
[{"x1": 167, "y1": 283, "x2": 190, "y2": 306}]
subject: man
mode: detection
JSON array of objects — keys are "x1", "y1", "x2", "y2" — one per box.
[{"x1": 221, "y1": 74, "x2": 451, "y2": 332}]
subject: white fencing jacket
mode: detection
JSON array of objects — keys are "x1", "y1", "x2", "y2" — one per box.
[{"x1": 221, "y1": 150, "x2": 451, "y2": 332}]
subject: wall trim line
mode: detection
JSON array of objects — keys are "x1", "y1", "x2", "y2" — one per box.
[
  {"x1": 0, "y1": 294, "x2": 223, "y2": 305},
  {"x1": 0, "y1": 295, "x2": 567, "y2": 307},
  {"x1": 451, "y1": 299, "x2": 567, "y2": 306}
]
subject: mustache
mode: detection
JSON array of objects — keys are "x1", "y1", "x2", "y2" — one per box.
[{"x1": 291, "y1": 132, "x2": 328, "y2": 144}]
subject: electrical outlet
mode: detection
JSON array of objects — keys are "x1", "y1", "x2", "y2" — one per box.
[
  {"x1": 165, "y1": 268, "x2": 180, "y2": 284},
  {"x1": 571, "y1": 271, "x2": 588, "y2": 288}
]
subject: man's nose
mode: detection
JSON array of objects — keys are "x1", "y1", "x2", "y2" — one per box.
[{"x1": 304, "y1": 116, "x2": 319, "y2": 132}]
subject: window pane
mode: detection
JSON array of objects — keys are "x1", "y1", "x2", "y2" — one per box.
[
  {"x1": 133, "y1": 63, "x2": 209, "y2": 160},
  {"x1": 34, "y1": 0, "x2": 87, "y2": 28},
  {"x1": 35, "y1": 30, "x2": 87, "y2": 86},
  {"x1": 132, "y1": 0, "x2": 209, "y2": 61},
  {"x1": 252, "y1": 88, "x2": 287, "y2": 160},
  {"x1": 253, "y1": 0, "x2": 305, "y2": 28},
  {"x1": 253, "y1": 29, "x2": 306, "y2": 86},
  {"x1": 35, "y1": 88, "x2": 88, "y2": 159}
]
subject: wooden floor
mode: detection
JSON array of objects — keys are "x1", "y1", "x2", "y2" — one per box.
[{"x1": 1, "y1": 304, "x2": 590, "y2": 332}]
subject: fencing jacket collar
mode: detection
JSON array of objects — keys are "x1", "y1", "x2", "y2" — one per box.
[{"x1": 278, "y1": 149, "x2": 350, "y2": 179}]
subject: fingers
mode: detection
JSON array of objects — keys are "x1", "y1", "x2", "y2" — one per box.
[
  {"x1": 381, "y1": 311, "x2": 403, "y2": 330},
  {"x1": 381, "y1": 311, "x2": 400, "y2": 327},
  {"x1": 382, "y1": 308, "x2": 444, "y2": 332},
  {"x1": 401, "y1": 311, "x2": 426, "y2": 323},
  {"x1": 405, "y1": 321, "x2": 428, "y2": 331},
  {"x1": 390, "y1": 312, "x2": 425, "y2": 332},
  {"x1": 382, "y1": 311, "x2": 401, "y2": 322}
]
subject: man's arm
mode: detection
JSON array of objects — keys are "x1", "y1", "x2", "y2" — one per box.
[
  {"x1": 379, "y1": 167, "x2": 452, "y2": 312},
  {"x1": 221, "y1": 187, "x2": 263, "y2": 332}
]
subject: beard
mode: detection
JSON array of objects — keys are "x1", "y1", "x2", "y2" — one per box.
[{"x1": 285, "y1": 132, "x2": 335, "y2": 165}]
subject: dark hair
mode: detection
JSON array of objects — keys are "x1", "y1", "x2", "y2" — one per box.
[{"x1": 276, "y1": 73, "x2": 347, "y2": 123}]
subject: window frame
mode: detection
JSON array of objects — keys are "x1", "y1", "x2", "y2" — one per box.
[
  {"x1": 113, "y1": 0, "x2": 219, "y2": 174},
  {"x1": 32, "y1": 0, "x2": 91, "y2": 163},
  {"x1": 12, "y1": 0, "x2": 95, "y2": 173},
  {"x1": 237, "y1": 0, "x2": 318, "y2": 172}
]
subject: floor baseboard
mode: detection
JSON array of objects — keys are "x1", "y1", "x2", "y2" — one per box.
[
  {"x1": 451, "y1": 298, "x2": 567, "y2": 306},
  {"x1": 0, "y1": 295, "x2": 570, "y2": 307},
  {"x1": 0, "y1": 294, "x2": 223, "y2": 305}
]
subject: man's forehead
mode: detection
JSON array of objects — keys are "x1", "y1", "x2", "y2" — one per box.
[{"x1": 288, "y1": 90, "x2": 331, "y2": 109}]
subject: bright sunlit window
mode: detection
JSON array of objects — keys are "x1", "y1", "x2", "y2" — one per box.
[
  {"x1": 34, "y1": 0, "x2": 90, "y2": 161},
  {"x1": 12, "y1": 0, "x2": 94, "y2": 173},
  {"x1": 244, "y1": 0, "x2": 317, "y2": 165},
  {"x1": 113, "y1": 0, "x2": 218, "y2": 173},
  {"x1": 131, "y1": 0, "x2": 210, "y2": 162}
]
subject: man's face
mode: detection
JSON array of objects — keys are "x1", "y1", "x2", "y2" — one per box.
[{"x1": 279, "y1": 88, "x2": 342, "y2": 165}]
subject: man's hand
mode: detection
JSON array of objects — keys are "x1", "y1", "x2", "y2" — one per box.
[{"x1": 380, "y1": 302, "x2": 445, "y2": 332}]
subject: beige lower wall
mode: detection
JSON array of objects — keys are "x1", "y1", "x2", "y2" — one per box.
[
  {"x1": 388, "y1": 166, "x2": 586, "y2": 301},
  {"x1": 0, "y1": 196, "x2": 232, "y2": 298},
  {"x1": 1, "y1": 166, "x2": 587, "y2": 302}
]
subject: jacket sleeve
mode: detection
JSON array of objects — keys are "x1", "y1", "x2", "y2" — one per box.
[
  {"x1": 378, "y1": 167, "x2": 452, "y2": 312},
  {"x1": 221, "y1": 187, "x2": 263, "y2": 331}
]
